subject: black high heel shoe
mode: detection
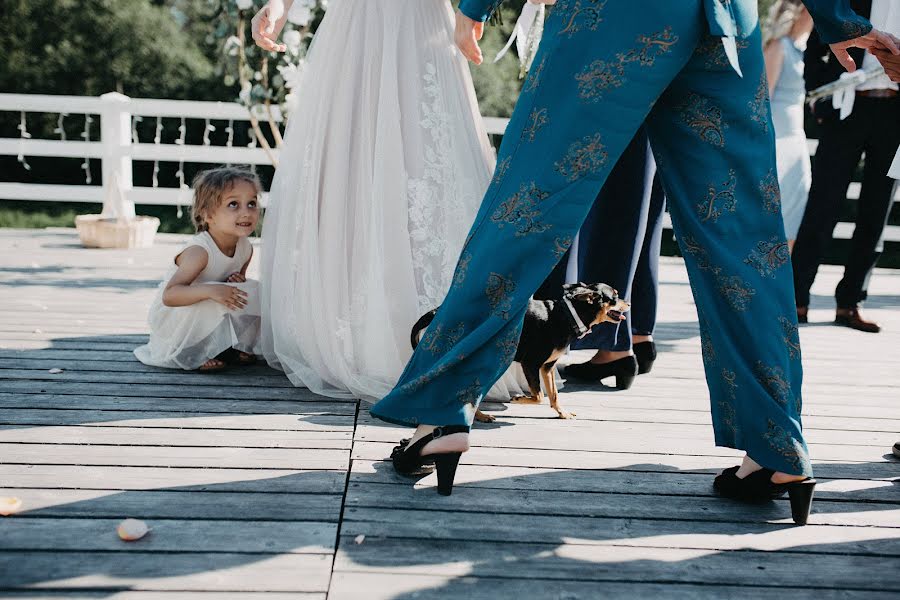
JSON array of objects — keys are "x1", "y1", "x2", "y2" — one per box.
[
  {"x1": 391, "y1": 425, "x2": 469, "y2": 496},
  {"x1": 714, "y1": 466, "x2": 817, "y2": 525},
  {"x1": 564, "y1": 355, "x2": 638, "y2": 389},
  {"x1": 633, "y1": 341, "x2": 657, "y2": 375}
]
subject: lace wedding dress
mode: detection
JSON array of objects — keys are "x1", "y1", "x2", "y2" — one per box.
[{"x1": 260, "y1": 0, "x2": 532, "y2": 400}]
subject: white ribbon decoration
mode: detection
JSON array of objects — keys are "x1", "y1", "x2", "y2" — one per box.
[
  {"x1": 493, "y1": 1, "x2": 546, "y2": 77},
  {"x1": 832, "y1": 70, "x2": 868, "y2": 120},
  {"x1": 889, "y1": 148, "x2": 900, "y2": 180},
  {"x1": 721, "y1": 37, "x2": 744, "y2": 78}
]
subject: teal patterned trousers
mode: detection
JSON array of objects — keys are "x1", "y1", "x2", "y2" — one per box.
[{"x1": 372, "y1": 0, "x2": 812, "y2": 476}]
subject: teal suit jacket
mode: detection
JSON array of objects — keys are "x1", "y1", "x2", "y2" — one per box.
[{"x1": 457, "y1": 0, "x2": 872, "y2": 45}]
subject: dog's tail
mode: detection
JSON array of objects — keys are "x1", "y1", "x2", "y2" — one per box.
[{"x1": 410, "y1": 307, "x2": 440, "y2": 349}]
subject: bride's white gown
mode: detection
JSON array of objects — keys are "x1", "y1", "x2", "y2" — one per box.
[{"x1": 260, "y1": 0, "x2": 533, "y2": 401}]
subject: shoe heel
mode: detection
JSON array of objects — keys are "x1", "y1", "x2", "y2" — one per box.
[
  {"x1": 787, "y1": 479, "x2": 816, "y2": 525},
  {"x1": 434, "y1": 452, "x2": 462, "y2": 496},
  {"x1": 615, "y1": 373, "x2": 636, "y2": 390}
]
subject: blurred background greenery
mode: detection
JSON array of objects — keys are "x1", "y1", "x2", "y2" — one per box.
[{"x1": 1, "y1": 0, "x2": 896, "y2": 266}]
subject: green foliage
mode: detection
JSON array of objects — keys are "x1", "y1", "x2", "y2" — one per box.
[{"x1": 0, "y1": 0, "x2": 218, "y2": 99}]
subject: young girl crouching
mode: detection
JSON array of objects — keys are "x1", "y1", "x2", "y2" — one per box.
[{"x1": 135, "y1": 167, "x2": 262, "y2": 371}]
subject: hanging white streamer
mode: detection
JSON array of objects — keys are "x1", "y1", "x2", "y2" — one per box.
[
  {"x1": 832, "y1": 70, "x2": 868, "y2": 120},
  {"x1": 493, "y1": 2, "x2": 545, "y2": 78}
]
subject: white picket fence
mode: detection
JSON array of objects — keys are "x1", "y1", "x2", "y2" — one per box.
[{"x1": 0, "y1": 92, "x2": 897, "y2": 241}]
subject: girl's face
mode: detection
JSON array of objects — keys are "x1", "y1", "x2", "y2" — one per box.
[{"x1": 204, "y1": 180, "x2": 260, "y2": 238}]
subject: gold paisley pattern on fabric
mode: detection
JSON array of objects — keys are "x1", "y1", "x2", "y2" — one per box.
[
  {"x1": 556, "y1": 0, "x2": 607, "y2": 37},
  {"x1": 697, "y1": 169, "x2": 737, "y2": 223},
  {"x1": 576, "y1": 28, "x2": 678, "y2": 103},
  {"x1": 759, "y1": 169, "x2": 781, "y2": 214},
  {"x1": 490, "y1": 182, "x2": 552, "y2": 237},
  {"x1": 694, "y1": 35, "x2": 750, "y2": 69},
  {"x1": 678, "y1": 93, "x2": 728, "y2": 147},
  {"x1": 456, "y1": 379, "x2": 483, "y2": 406},
  {"x1": 453, "y1": 251, "x2": 472, "y2": 287},
  {"x1": 763, "y1": 418, "x2": 811, "y2": 475},
  {"x1": 553, "y1": 236, "x2": 573, "y2": 261},
  {"x1": 682, "y1": 236, "x2": 757, "y2": 311},
  {"x1": 748, "y1": 73, "x2": 770, "y2": 133},
  {"x1": 617, "y1": 27, "x2": 678, "y2": 67},
  {"x1": 744, "y1": 236, "x2": 790, "y2": 278},
  {"x1": 492, "y1": 156, "x2": 511, "y2": 186},
  {"x1": 525, "y1": 56, "x2": 546, "y2": 92},
  {"x1": 554, "y1": 133, "x2": 608, "y2": 181},
  {"x1": 485, "y1": 272, "x2": 516, "y2": 320},
  {"x1": 522, "y1": 108, "x2": 549, "y2": 142},
  {"x1": 780, "y1": 316, "x2": 801, "y2": 360},
  {"x1": 497, "y1": 325, "x2": 521, "y2": 364},
  {"x1": 754, "y1": 361, "x2": 797, "y2": 412},
  {"x1": 422, "y1": 322, "x2": 466, "y2": 355}
]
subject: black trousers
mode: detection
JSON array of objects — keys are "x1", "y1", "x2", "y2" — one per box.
[
  {"x1": 536, "y1": 129, "x2": 665, "y2": 351},
  {"x1": 792, "y1": 96, "x2": 900, "y2": 308}
]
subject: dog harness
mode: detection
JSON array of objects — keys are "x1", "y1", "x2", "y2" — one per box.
[{"x1": 562, "y1": 296, "x2": 591, "y2": 340}]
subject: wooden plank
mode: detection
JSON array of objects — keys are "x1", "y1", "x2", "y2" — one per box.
[
  {"x1": 341, "y1": 507, "x2": 900, "y2": 554},
  {"x1": 0, "y1": 410, "x2": 354, "y2": 431},
  {"x1": 0, "y1": 488, "x2": 341, "y2": 522},
  {"x1": 0, "y1": 369, "x2": 299, "y2": 388},
  {"x1": 349, "y1": 460, "x2": 900, "y2": 503},
  {"x1": 0, "y1": 381, "x2": 351, "y2": 402},
  {"x1": 0, "y1": 426, "x2": 352, "y2": 449},
  {"x1": 0, "y1": 593, "x2": 322, "y2": 599},
  {"x1": 327, "y1": 572, "x2": 899, "y2": 600},
  {"x1": 0, "y1": 518, "x2": 336, "y2": 553},
  {"x1": 0, "y1": 552, "x2": 332, "y2": 592},
  {"x1": 333, "y1": 537, "x2": 900, "y2": 591},
  {"x1": 0, "y1": 393, "x2": 354, "y2": 415},
  {"x1": 0, "y1": 465, "x2": 346, "y2": 494},
  {"x1": 0, "y1": 443, "x2": 349, "y2": 470},
  {"x1": 344, "y1": 481, "x2": 900, "y2": 528},
  {"x1": 352, "y1": 442, "x2": 898, "y2": 480}
]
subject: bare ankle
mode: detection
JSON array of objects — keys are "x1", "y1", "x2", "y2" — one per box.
[{"x1": 591, "y1": 349, "x2": 633, "y2": 364}]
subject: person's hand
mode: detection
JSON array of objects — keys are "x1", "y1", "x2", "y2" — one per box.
[
  {"x1": 872, "y1": 47, "x2": 900, "y2": 82},
  {"x1": 830, "y1": 28, "x2": 899, "y2": 72},
  {"x1": 209, "y1": 284, "x2": 249, "y2": 311},
  {"x1": 455, "y1": 11, "x2": 485, "y2": 64},
  {"x1": 251, "y1": 1, "x2": 287, "y2": 53},
  {"x1": 225, "y1": 272, "x2": 246, "y2": 283}
]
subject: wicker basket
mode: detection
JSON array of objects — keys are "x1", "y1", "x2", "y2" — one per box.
[{"x1": 75, "y1": 215, "x2": 161, "y2": 249}]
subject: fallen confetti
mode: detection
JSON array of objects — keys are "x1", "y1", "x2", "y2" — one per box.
[
  {"x1": 354, "y1": 534, "x2": 366, "y2": 545},
  {"x1": 0, "y1": 497, "x2": 23, "y2": 516},
  {"x1": 48, "y1": 368, "x2": 64, "y2": 374},
  {"x1": 117, "y1": 518, "x2": 150, "y2": 541}
]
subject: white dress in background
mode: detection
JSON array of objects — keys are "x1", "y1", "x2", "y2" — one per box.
[
  {"x1": 771, "y1": 36, "x2": 812, "y2": 239},
  {"x1": 135, "y1": 232, "x2": 260, "y2": 369},
  {"x1": 260, "y1": 0, "x2": 531, "y2": 401}
]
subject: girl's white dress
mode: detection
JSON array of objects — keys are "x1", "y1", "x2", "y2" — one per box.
[
  {"x1": 260, "y1": 0, "x2": 533, "y2": 400},
  {"x1": 135, "y1": 232, "x2": 260, "y2": 369}
]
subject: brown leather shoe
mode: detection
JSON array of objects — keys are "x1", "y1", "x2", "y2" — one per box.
[{"x1": 835, "y1": 307, "x2": 881, "y2": 333}]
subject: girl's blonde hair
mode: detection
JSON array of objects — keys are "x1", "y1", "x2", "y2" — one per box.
[
  {"x1": 763, "y1": 0, "x2": 806, "y2": 48},
  {"x1": 190, "y1": 167, "x2": 261, "y2": 232}
]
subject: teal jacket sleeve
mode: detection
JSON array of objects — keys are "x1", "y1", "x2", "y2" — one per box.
[
  {"x1": 458, "y1": 0, "x2": 501, "y2": 22},
  {"x1": 802, "y1": 0, "x2": 872, "y2": 44}
]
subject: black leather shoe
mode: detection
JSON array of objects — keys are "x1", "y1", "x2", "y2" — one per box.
[
  {"x1": 714, "y1": 466, "x2": 817, "y2": 525},
  {"x1": 835, "y1": 306, "x2": 881, "y2": 333},
  {"x1": 564, "y1": 355, "x2": 638, "y2": 389},
  {"x1": 796, "y1": 306, "x2": 808, "y2": 324},
  {"x1": 633, "y1": 341, "x2": 657, "y2": 375}
]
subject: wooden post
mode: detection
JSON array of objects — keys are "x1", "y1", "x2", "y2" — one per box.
[{"x1": 99, "y1": 92, "x2": 134, "y2": 217}]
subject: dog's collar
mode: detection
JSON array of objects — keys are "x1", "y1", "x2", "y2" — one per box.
[{"x1": 562, "y1": 296, "x2": 591, "y2": 339}]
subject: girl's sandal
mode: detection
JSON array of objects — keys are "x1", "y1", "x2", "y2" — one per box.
[
  {"x1": 218, "y1": 348, "x2": 257, "y2": 366},
  {"x1": 235, "y1": 351, "x2": 257, "y2": 365}
]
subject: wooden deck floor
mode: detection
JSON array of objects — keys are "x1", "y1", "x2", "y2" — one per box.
[{"x1": 0, "y1": 227, "x2": 897, "y2": 599}]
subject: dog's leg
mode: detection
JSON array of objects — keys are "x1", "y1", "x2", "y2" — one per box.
[
  {"x1": 474, "y1": 409, "x2": 496, "y2": 423},
  {"x1": 511, "y1": 365, "x2": 545, "y2": 405},
  {"x1": 544, "y1": 363, "x2": 575, "y2": 419}
]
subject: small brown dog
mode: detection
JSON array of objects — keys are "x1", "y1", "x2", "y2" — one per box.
[{"x1": 411, "y1": 283, "x2": 629, "y2": 420}]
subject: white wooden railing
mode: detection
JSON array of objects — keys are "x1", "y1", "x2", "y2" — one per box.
[{"x1": 1, "y1": 92, "x2": 897, "y2": 242}]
